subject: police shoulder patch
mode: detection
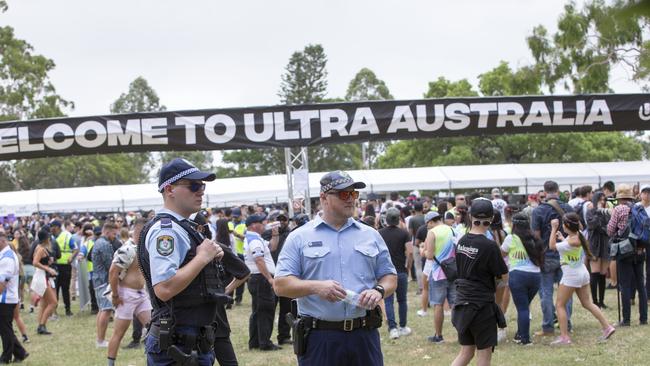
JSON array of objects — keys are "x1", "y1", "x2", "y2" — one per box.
[{"x1": 156, "y1": 235, "x2": 175, "y2": 256}]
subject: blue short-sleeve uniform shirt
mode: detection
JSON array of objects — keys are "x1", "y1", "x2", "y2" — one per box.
[
  {"x1": 144, "y1": 208, "x2": 192, "y2": 286},
  {"x1": 276, "y1": 215, "x2": 397, "y2": 321}
]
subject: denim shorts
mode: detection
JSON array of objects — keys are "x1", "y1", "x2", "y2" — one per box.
[{"x1": 428, "y1": 279, "x2": 457, "y2": 306}]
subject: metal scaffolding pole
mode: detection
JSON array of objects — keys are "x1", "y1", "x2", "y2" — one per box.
[{"x1": 284, "y1": 147, "x2": 311, "y2": 218}]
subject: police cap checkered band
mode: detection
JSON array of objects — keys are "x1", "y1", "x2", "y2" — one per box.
[
  {"x1": 158, "y1": 158, "x2": 216, "y2": 193},
  {"x1": 319, "y1": 170, "x2": 366, "y2": 193}
]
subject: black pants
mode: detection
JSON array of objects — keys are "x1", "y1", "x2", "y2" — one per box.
[
  {"x1": 0, "y1": 303, "x2": 27, "y2": 363},
  {"x1": 89, "y1": 276, "x2": 98, "y2": 312},
  {"x1": 132, "y1": 316, "x2": 142, "y2": 343},
  {"x1": 214, "y1": 336, "x2": 238, "y2": 366},
  {"x1": 55, "y1": 264, "x2": 72, "y2": 311},
  {"x1": 618, "y1": 255, "x2": 648, "y2": 323},
  {"x1": 248, "y1": 274, "x2": 276, "y2": 349},
  {"x1": 235, "y1": 254, "x2": 246, "y2": 304},
  {"x1": 276, "y1": 295, "x2": 292, "y2": 342}
]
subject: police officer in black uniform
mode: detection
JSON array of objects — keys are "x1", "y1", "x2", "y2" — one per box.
[{"x1": 138, "y1": 158, "x2": 225, "y2": 366}]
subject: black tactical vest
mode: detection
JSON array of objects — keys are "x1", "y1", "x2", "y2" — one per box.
[{"x1": 138, "y1": 213, "x2": 222, "y2": 327}]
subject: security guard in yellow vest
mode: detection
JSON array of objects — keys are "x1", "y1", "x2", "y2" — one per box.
[
  {"x1": 50, "y1": 220, "x2": 79, "y2": 316},
  {"x1": 231, "y1": 208, "x2": 247, "y2": 305}
]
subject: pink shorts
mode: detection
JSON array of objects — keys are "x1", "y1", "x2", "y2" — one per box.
[{"x1": 115, "y1": 286, "x2": 152, "y2": 320}]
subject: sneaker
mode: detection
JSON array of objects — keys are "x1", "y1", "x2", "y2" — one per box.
[
  {"x1": 600, "y1": 325, "x2": 615, "y2": 341},
  {"x1": 96, "y1": 340, "x2": 109, "y2": 348},
  {"x1": 534, "y1": 330, "x2": 554, "y2": 337},
  {"x1": 416, "y1": 310, "x2": 428, "y2": 317},
  {"x1": 513, "y1": 333, "x2": 521, "y2": 344},
  {"x1": 618, "y1": 320, "x2": 630, "y2": 327},
  {"x1": 49, "y1": 314, "x2": 59, "y2": 321},
  {"x1": 497, "y1": 328, "x2": 507, "y2": 343},
  {"x1": 19, "y1": 303, "x2": 24, "y2": 310},
  {"x1": 21, "y1": 334, "x2": 29, "y2": 344},
  {"x1": 389, "y1": 328, "x2": 400, "y2": 339},
  {"x1": 65, "y1": 309, "x2": 73, "y2": 317},
  {"x1": 36, "y1": 325, "x2": 51, "y2": 335},
  {"x1": 550, "y1": 336, "x2": 572, "y2": 345},
  {"x1": 427, "y1": 335, "x2": 444, "y2": 344},
  {"x1": 444, "y1": 310, "x2": 451, "y2": 317},
  {"x1": 123, "y1": 341, "x2": 140, "y2": 349},
  {"x1": 259, "y1": 344, "x2": 282, "y2": 351},
  {"x1": 398, "y1": 326, "x2": 412, "y2": 337}
]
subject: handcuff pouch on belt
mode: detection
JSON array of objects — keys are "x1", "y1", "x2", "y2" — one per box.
[{"x1": 159, "y1": 316, "x2": 216, "y2": 366}]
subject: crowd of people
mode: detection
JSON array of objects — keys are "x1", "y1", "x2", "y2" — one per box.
[{"x1": 0, "y1": 172, "x2": 648, "y2": 365}]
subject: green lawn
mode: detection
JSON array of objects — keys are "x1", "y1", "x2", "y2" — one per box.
[{"x1": 15, "y1": 283, "x2": 649, "y2": 365}]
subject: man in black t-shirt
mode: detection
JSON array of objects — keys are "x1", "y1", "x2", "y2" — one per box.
[
  {"x1": 452, "y1": 198, "x2": 508, "y2": 366},
  {"x1": 408, "y1": 202, "x2": 425, "y2": 293},
  {"x1": 379, "y1": 208, "x2": 412, "y2": 339}
]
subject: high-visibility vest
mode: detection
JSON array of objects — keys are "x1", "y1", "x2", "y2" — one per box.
[
  {"x1": 56, "y1": 231, "x2": 74, "y2": 265},
  {"x1": 86, "y1": 239, "x2": 95, "y2": 272}
]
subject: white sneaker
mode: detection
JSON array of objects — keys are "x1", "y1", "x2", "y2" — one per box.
[
  {"x1": 399, "y1": 326, "x2": 412, "y2": 336},
  {"x1": 416, "y1": 310, "x2": 428, "y2": 317},
  {"x1": 444, "y1": 310, "x2": 451, "y2": 317},
  {"x1": 96, "y1": 340, "x2": 109, "y2": 348},
  {"x1": 389, "y1": 328, "x2": 400, "y2": 339},
  {"x1": 497, "y1": 329, "x2": 507, "y2": 344}
]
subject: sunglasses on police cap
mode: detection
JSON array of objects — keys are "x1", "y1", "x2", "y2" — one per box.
[
  {"x1": 174, "y1": 181, "x2": 206, "y2": 193},
  {"x1": 327, "y1": 190, "x2": 360, "y2": 200}
]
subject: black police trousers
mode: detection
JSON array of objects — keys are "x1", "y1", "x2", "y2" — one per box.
[{"x1": 248, "y1": 274, "x2": 276, "y2": 349}]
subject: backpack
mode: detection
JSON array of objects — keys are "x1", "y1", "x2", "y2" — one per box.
[
  {"x1": 631, "y1": 204, "x2": 650, "y2": 243},
  {"x1": 610, "y1": 205, "x2": 637, "y2": 259}
]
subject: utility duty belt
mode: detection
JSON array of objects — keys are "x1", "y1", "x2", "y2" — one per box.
[
  {"x1": 149, "y1": 318, "x2": 216, "y2": 366},
  {"x1": 286, "y1": 305, "x2": 382, "y2": 356}
]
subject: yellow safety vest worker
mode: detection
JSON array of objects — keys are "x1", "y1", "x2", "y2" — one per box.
[
  {"x1": 86, "y1": 239, "x2": 95, "y2": 272},
  {"x1": 56, "y1": 231, "x2": 74, "y2": 265}
]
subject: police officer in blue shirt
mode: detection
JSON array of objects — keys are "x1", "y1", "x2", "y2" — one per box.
[
  {"x1": 138, "y1": 158, "x2": 225, "y2": 366},
  {"x1": 274, "y1": 170, "x2": 397, "y2": 366}
]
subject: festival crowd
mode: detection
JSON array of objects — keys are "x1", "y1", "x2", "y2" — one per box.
[{"x1": 0, "y1": 178, "x2": 648, "y2": 364}]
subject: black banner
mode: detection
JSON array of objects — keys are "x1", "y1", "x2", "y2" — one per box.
[{"x1": 0, "y1": 93, "x2": 648, "y2": 160}]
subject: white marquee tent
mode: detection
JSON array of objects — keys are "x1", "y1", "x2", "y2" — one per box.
[{"x1": 1, "y1": 161, "x2": 649, "y2": 215}]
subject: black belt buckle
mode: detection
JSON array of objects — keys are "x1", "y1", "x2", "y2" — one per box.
[{"x1": 343, "y1": 319, "x2": 354, "y2": 332}]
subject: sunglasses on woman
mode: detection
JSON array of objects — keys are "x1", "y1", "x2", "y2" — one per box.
[
  {"x1": 473, "y1": 220, "x2": 492, "y2": 227},
  {"x1": 328, "y1": 190, "x2": 360, "y2": 200},
  {"x1": 174, "y1": 181, "x2": 206, "y2": 192}
]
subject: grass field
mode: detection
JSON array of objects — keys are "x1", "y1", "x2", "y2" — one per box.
[{"x1": 14, "y1": 282, "x2": 649, "y2": 365}]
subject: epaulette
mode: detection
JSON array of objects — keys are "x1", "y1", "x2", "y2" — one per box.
[{"x1": 160, "y1": 218, "x2": 173, "y2": 229}]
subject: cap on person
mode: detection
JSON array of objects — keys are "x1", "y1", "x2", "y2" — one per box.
[
  {"x1": 245, "y1": 213, "x2": 267, "y2": 226},
  {"x1": 320, "y1": 170, "x2": 366, "y2": 193},
  {"x1": 50, "y1": 220, "x2": 62, "y2": 228},
  {"x1": 616, "y1": 184, "x2": 636, "y2": 200},
  {"x1": 231, "y1": 207, "x2": 242, "y2": 218},
  {"x1": 275, "y1": 211, "x2": 288, "y2": 221},
  {"x1": 444, "y1": 211, "x2": 455, "y2": 221},
  {"x1": 425, "y1": 211, "x2": 440, "y2": 222},
  {"x1": 385, "y1": 207, "x2": 401, "y2": 226},
  {"x1": 640, "y1": 184, "x2": 650, "y2": 193},
  {"x1": 470, "y1": 198, "x2": 494, "y2": 219},
  {"x1": 158, "y1": 158, "x2": 217, "y2": 193},
  {"x1": 491, "y1": 188, "x2": 501, "y2": 197},
  {"x1": 292, "y1": 214, "x2": 310, "y2": 228}
]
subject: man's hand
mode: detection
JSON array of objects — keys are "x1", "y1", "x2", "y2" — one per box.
[
  {"x1": 196, "y1": 239, "x2": 223, "y2": 264},
  {"x1": 314, "y1": 280, "x2": 346, "y2": 302},
  {"x1": 112, "y1": 295, "x2": 122, "y2": 307},
  {"x1": 358, "y1": 288, "x2": 382, "y2": 309},
  {"x1": 551, "y1": 219, "x2": 560, "y2": 230}
]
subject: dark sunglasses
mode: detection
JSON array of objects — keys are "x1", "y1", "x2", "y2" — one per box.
[
  {"x1": 473, "y1": 220, "x2": 492, "y2": 227},
  {"x1": 328, "y1": 190, "x2": 360, "y2": 200},
  {"x1": 174, "y1": 181, "x2": 206, "y2": 192}
]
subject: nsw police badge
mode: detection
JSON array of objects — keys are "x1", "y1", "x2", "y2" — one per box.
[{"x1": 156, "y1": 235, "x2": 174, "y2": 256}]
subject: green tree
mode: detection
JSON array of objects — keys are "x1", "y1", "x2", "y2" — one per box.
[
  {"x1": 0, "y1": 14, "x2": 74, "y2": 190},
  {"x1": 220, "y1": 44, "x2": 360, "y2": 177},
  {"x1": 527, "y1": 0, "x2": 648, "y2": 93},
  {"x1": 345, "y1": 67, "x2": 394, "y2": 169}
]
